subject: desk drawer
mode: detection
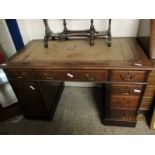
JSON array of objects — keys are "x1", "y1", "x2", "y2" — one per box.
[
  {"x1": 36, "y1": 70, "x2": 107, "y2": 81},
  {"x1": 107, "y1": 109, "x2": 137, "y2": 120},
  {"x1": 109, "y1": 96, "x2": 139, "y2": 109},
  {"x1": 111, "y1": 84, "x2": 143, "y2": 96},
  {"x1": 111, "y1": 70, "x2": 146, "y2": 82},
  {"x1": 10, "y1": 81, "x2": 39, "y2": 92},
  {"x1": 5, "y1": 69, "x2": 32, "y2": 80},
  {"x1": 109, "y1": 84, "x2": 142, "y2": 109}
]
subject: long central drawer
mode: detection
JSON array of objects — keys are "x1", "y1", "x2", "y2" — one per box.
[{"x1": 35, "y1": 69, "x2": 108, "y2": 82}]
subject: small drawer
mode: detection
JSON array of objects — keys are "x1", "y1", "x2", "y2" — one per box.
[
  {"x1": 107, "y1": 109, "x2": 137, "y2": 120},
  {"x1": 4, "y1": 69, "x2": 32, "y2": 80},
  {"x1": 36, "y1": 70, "x2": 107, "y2": 82},
  {"x1": 111, "y1": 84, "x2": 143, "y2": 96},
  {"x1": 111, "y1": 70, "x2": 146, "y2": 82},
  {"x1": 78, "y1": 70, "x2": 107, "y2": 81},
  {"x1": 109, "y1": 96, "x2": 139, "y2": 109}
]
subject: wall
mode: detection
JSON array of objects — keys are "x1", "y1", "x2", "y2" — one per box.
[
  {"x1": 0, "y1": 20, "x2": 16, "y2": 58},
  {"x1": 17, "y1": 19, "x2": 139, "y2": 45}
]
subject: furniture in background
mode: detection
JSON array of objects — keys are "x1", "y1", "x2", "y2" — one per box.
[
  {"x1": 139, "y1": 60, "x2": 155, "y2": 114},
  {"x1": 0, "y1": 83, "x2": 20, "y2": 121},
  {"x1": 137, "y1": 19, "x2": 155, "y2": 59},
  {"x1": 0, "y1": 44, "x2": 6, "y2": 64},
  {"x1": 137, "y1": 19, "x2": 155, "y2": 129},
  {"x1": 0, "y1": 45, "x2": 8, "y2": 84},
  {"x1": 0, "y1": 45, "x2": 20, "y2": 121},
  {"x1": 150, "y1": 99, "x2": 155, "y2": 129},
  {"x1": 43, "y1": 19, "x2": 112, "y2": 48},
  {"x1": 1, "y1": 38, "x2": 153, "y2": 127}
]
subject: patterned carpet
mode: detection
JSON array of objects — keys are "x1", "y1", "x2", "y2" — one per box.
[{"x1": 0, "y1": 87, "x2": 155, "y2": 135}]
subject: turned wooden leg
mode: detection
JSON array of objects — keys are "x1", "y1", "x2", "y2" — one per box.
[
  {"x1": 107, "y1": 19, "x2": 112, "y2": 47},
  {"x1": 90, "y1": 19, "x2": 95, "y2": 46},
  {"x1": 44, "y1": 36, "x2": 48, "y2": 48}
]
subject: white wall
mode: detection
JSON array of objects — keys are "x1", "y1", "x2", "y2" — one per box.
[
  {"x1": 17, "y1": 19, "x2": 139, "y2": 45},
  {"x1": 0, "y1": 20, "x2": 16, "y2": 58}
]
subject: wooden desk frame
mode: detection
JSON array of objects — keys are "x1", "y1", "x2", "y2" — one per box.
[{"x1": 1, "y1": 38, "x2": 153, "y2": 127}]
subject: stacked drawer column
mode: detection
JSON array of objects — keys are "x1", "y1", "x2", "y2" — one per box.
[{"x1": 103, "y1": 70, "x2": 148, "y2": 127}]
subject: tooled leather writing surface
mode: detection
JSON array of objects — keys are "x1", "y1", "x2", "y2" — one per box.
[{"x1": 12, "y1": 39, "x2": 135, "y2": 62}]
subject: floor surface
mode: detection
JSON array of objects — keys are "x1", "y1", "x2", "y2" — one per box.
[{"x1": 0, "y1": 87, "x2": 155, "y2": 135}]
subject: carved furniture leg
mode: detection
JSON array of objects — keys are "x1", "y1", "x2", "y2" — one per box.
[
  {"x1": 43, "y1": 19, "x2": 52, "y2": 48},
  {"x1": 90, "y1": 19, "x2": 95, "y2": 46},
  {"x1": 63, "y1": 19, "x2": 69, "y2": 40},
  {"x1": 107, "y1": 19, "x2": 112, "y2": 47}
]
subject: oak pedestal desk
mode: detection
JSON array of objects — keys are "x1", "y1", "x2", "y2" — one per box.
[{"x1": 1, "y1": 38, "x2": 153, "y2": 127}]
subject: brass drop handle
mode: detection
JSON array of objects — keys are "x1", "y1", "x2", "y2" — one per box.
[
  {"x1": 85, "y1": 74, "x2": 96, "y2": 81},
  {"x1": 29, "y1": 85, "x2": 35, "y2": 90},
  {"x1": 134, "y1": 89, "x2": 141, "y2": 93},
  {"x1": 120, "y1": 72, "x2": 135, "y2": 81},
  {"x1": 119, "y1": 88, "x2": 133, "y2": 95},
  {"x1": 17, "y1": 76, "x2": 23, "y2": 79},
  {"x1": 67, "y1": 73, "x2": 74, "y2": 78},
  {"x1": 44, "y1": 73, "x2": 55, "y2": 80},
  {"x1": 119, "y1": 88, "x2": 141, "y2": 95},
  {"x1": 16, "y1": 71, "x2": 27, "y2": 79},
  {"x1": 46, "y1": 76, "x2": 54, "y2": 80}
]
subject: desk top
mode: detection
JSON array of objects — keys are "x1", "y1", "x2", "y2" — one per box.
[{"x1": 2, "y1": 38, "x2": 153, "y2": 70}]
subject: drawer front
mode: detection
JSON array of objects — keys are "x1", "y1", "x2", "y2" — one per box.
[
  {"x1": 111, "y1": 70, "x2": 146, "y2": 82},
  {"x1": 10, "y1": 80, "x2": 47, "y2": 113},
  {"x1": 110, "y1": 84, "x2": 143, "y2": 96},
  {"x1": 109, "y1": 96, "x2": 139, "y2": 109},
  {"x1": 107, "y1": 109, "x2": 137, "y2": 120},
  {"x1": 5, "y1": 69, "x2": 32, "y2": 80},
  {"x1": 36, "y1": 70, "x2": 107, "y2": 81},
  {"x1": 10, "y1": 81, "x2": 39, "y2": 92}
]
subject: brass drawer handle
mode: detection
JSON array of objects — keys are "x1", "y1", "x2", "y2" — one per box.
[
  {"x1": 85, "y1": 74, "x2": 96, "y2": 81},
  {"x1": 119, "y1": 88, "x2": 141, "y2": 95},
  {"x1": 29, "y1": 85, "x2": 35, "y2": 90},
  {"x1": 44, "y1": 73, "x2": 56, "y2": 80},
  {"x1": 16, "y1": 71, "x2": 28, "y2": 79},
  {"x1": 17, "y1": 76, "x2": 23, "y2": 79},
  {"x1": 133, "y1": 89, "x2": 141, "y2": 93},
  {"x1": 46, "y1": 76, "x2": 54, "y2": 80},
  {"x1": 119, "y1": 88, "x2": 133, "y2": 95},
  {"x1": 120, "y1": 72, "x2": 135, "y2": 81},
  {"x1": 67, "y1": 73, "x2": 74, "y2": 78}
]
